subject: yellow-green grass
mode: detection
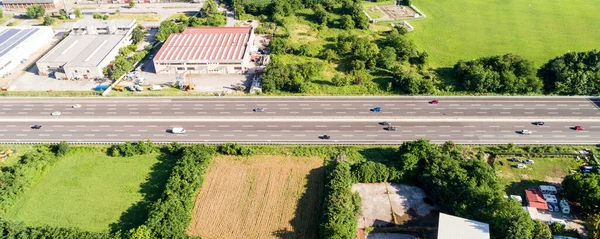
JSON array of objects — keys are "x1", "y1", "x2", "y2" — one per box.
[
  {"x1": 109, "y1": 13, "x2": 161, "y2": 24},
  {"x1": 0, "y1": 14, "x2": 13, "y2": 25},
  {"x1": 495, "y1": 156, "x2": 582, "y2": 196},
  {"x1": 408, "y1": 0, "x2": 600, "y2": 68},
  {"x1": 6, "y1": 147, "x2": 165, "y2": 232}
]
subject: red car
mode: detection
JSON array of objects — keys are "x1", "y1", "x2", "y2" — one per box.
[
  {"x1": 429, "y1": 100, "x2": 439, "y2": 104},
  {"x1": 574, "y1": 126, "x2": 585, "y2": 131}
]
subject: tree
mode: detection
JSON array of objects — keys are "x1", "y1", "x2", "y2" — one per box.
[
  {"x1": 59, "y1": 9, "x2": 67, "y2": 20},
  {"x1": 109, "y1": 56, "x2": 134, "y2": 80},
  {"x1": 200, "y1": 0, "x2": 219, "y2": 18},
  {"x1": 549, "y1": 222, "x2": 565, "y2": 235},
  {"x1": 340, "y1": 15, "x2": 355, "y2": 30},
  {"x1": 156, "y1": 20, "x2": 182, "y2": 42},
  {"x1": 532, "y1": 220, "x2": 552, "y2": 239},
  {"x1": 587, "y1": 213, "x2": 600, "y2": 239},
  {"x1": 129, "y1": 225, "x2": 151, "y2": 239},
  {"x1": 562, "y1": 173, "x2": 600, "y2": 212},
  {"x1": 313, "y1": 4, "x2": 329, "y2": 25},
  {"x1": 55, "y1": 141, "x2": 70, "y2": 157},
  {"x1": 73, "y1": 8, "x2": 82, "y2": 18},
  {"x1": 453, "y1": 54, "x2": 542, "y2": 94},
  {"x1": 131, "y1": 25, "x2": 145, "y2": 45},
  {"x1": 42, "y1": 15, "x2": 54, "y2": 26},
  {"x1": 383, "y1": 29, "x2": 416, "y2": 61},
  {"x1": 538, "y1": 49, "x2": 600, "y2": 95},
  {"x1": 129, "y1": 1, "x2": 135, "y2": 8},
  {"x1": 392, "y1": 67, "x2": 436, "y2": 94},
  {"x1": 377, "y1": 46, "x2": 397, "y2": 70},
  {"x1": 0, "y1": 8, "x2": 4, "y2": 18},
  {"x1": 331, "y1": 73, "x2": 350, "y2": 86},
  {"x1": 26, "y1": 4, "x2": 45, "y2": 19}
]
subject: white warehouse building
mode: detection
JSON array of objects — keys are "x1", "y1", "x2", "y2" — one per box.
[
  {"x1": 36, "y1": 19, "x2": 135, "y2": 80},
  {"x1": 0, "y1": 26, "x2": 54, "y2": 78}
]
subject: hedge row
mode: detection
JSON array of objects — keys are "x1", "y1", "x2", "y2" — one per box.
[
  {"x1": 142, "y1": 144, "x2": 214, "y2": 238},
  {"x1": 320, "y1": 162, "x2": 361, "y2": 239}
]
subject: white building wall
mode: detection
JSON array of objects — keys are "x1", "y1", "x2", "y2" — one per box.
[{"x1": 0, "y1": 27, "x2": 54, "y2": 77}]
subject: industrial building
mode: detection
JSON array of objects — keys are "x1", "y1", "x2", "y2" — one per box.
[
  {"x1": 153, "y1": 27, "x2": 254, "y2": 75},
  {"x1": 36, "y1": 19, "x2": 136, "y2": 80},
  {"x1": 0, "y1": 26, "x2": 54, "y2": 78},
  {"x1": 1, "y1": 0, "x2": 61, "y2": 8},
  {"x1": 437, "y1": 213, "x2": 490, "y2": 239}
]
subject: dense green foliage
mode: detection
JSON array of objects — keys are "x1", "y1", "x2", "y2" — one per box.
[
  {"x1": 320, "y1": 162, "x2": 361, "y2": 239},
  {"x1": 0, "y1": 147, "x2": 58, "y2": 215},
  {"x1": 156, "y1": 20, "x2": 184, "y2": 42},
  {"x1": 262, "y1": 56, "x2": 324, "y2": 93},
  {"x1": 532, "y1": 220, "x2": 552, "y2": 239},
  {"x1": 131, "y1": 26, "x2": 146, "y2": 45},
  {"x1": 392, "y1": 67, "x2": 436, "y2": 94},
  {"x1": 562, "y1": 173, "x2": 600, "y2": 213},
  {"x1": 218, "y1": 142, "x2": 257, "y2": 156},
  {"x1": 587, "y1": 213, "x2": 600, "y2": 239},
  {"x1": 0, "y1": 218, "x2": 111, "y2": 239},
  {"x1": 25, "y1": 4, "x2": 45, "y2": 19},
  {"x1": 54, "y1": 141, "x2": 70, "y2": 157},
  {"x1": 538, "y1": 49, "x2": 600, "y2": 95},
  {"x1": 108, "y1": 140, "x2": 158, "y2": 157},
  {"x1": 351, "y1": 161, "x2": 392, "y2": 183},
  {"x1": 453, "y1": 54, "x2": 542, "y2": 94},
  {"x1": 143, "y1": 145, "x2": 213, "y2": 238},
  {"x1": 200, "y1": 0, "x2": 226, "y2": 26}
]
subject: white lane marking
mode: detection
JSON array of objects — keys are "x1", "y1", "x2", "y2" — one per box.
[
  {"x1": 354, "y1": 130, "x2": 364, "y2": 132},
  {"x1": 458, "y1": 107, "x2": 467, "y2": 110},
  {"x1": 489, "y1": 126, "x2": 500, "y2": 128},
  {"x1": 336, "y1": 112, "x2": 346, "y2": 114},
  {"x1": 224, "y1": 134, "x2": 235, "y2": 137},
  {"x1": 313, "y1": 112, "x2": 323, "y2": 114},
  {"x1": 236, "y1": 104, "x2": 246, "y2": 106},
  {"x1": 578, "y1": 104, "x2": 589, "y2": 106},
  {"x1": 329, "y1": 130, "x2": 339, "y2": 132},
  {"x1": 341, "y1": 125, "x2": 351, "y2": 128},
  {"x1": 439, "y1": 126, "x2": 450, "y2": 128},
  {"x1": 407, "y1": 112, "x2": 416, "y2": 114},
  {"x1": 525, "y1": 112, "x2": 534, "y2": 114},
  {"x1": 62, "y1": 134, "x2": 72, "y2": 136},
  {"x1": 320, "y1": 104, "x2": 331, "y2": 106},
  {"x1": 290, "y1": 112, "x2": 299, "y2": 114},
  {"x1": 342, "y1": 135, "x2": 354, "y2": 137},
  {"x1": 548, "y1": 112, "x2": 558, "y2": 114},
  {"x1": 414, "y1": 108, "x2": 422, "y2": 110},
  {"x1": 415, "y1": 126, "x2": 425, "y2": 128},
  {"x1": 153, "y1": 134, "x2": 164, "y2": 136},
  {"x1": 215, "y1": 104, "x2": 224, "y2": 106},
  {"x1": 84, "y1": 134, "x2": 95, "y2": 137},
  {"x1": 270, "y1": 135, "x2": 282, "y2": 137},
  {"x1": 492, "y1": 104, "x2": 502, "y2": 106},
  {"x1": 148, "y1": 125, "x2": 157, "y2": 128},
  {"x1": 365, "y1": 125, "x2": 376, "y2": 128},
  {"x1": 316, "y1": 125, "x2": 326, "y2": 128},
  {"x1": 367, "y1": 135, "x2": 377, "y2": 137},
  {"x1": 572, "y1": 112, "x2": 582, "y2": 114},
  {"x1": 199, "y1": 134, "x2": 211, "y2": 136},
  {"x1": 464, "y1": 126, "x2": 475, "y2": 128},
  {"x1": 501, "y1": 112, "x2": 510, "y2": 114},
  {"x1": 477, "y1": 112, "x2": 487, "y2": 114},
  {"x1": 267, "y1": 125, "x2": 278, "y2": 128},
  {"x1": 242, "y1": 125, "x2": 253, "y2": 128},
  {"x1": 218, "y1": 125, "x2": 230, "y2": 128},
  {"x1": 92, "y1": 129, "x2": 100, "y2": 132},
  {"x1": 281, "y1": 108, "x2": 290, "y2": 110},
  {"x1": 453, "y1": 112, "x2": 464, "y2": 114},
  {"x1": 502, "y1": 108, "x2": 512, "y2": 110},
  {"x1": 39, "y1": 134, "x2": 49, "y2": 137}
]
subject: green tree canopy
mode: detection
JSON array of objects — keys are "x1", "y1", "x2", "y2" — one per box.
[
  {"x1": 538, "y1": 49, "x2": 600, "y2": 95},
  {"x1": 26, "y1": 4, "x2": 45, "y2": 19}
]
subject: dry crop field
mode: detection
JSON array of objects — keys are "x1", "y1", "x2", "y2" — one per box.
[{"x1": 187, "y1": 155, "x2": 325, "y2": 239}]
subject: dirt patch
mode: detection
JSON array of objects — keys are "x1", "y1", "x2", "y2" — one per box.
[
  {"x1": 520, "y1": 174, "x2": 530, "y2": 179},
  {"x1": 377, "y1": 5, "x2": 418, "y2": 21},
  {"x1": 352, "y1": 183, "x2": 438, "y2": 229},
  {"x1": 187, "y1": 155, "x2": 325, "y2": 239}
]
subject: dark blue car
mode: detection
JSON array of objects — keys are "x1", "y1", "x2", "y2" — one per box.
[{"x1": 371, "y1": 107, "x2": 382, "y2": 112}]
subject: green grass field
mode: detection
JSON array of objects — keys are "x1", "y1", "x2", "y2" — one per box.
[
  {"x1": 495, "y1": 156, "x2": 582, "y2": 196},
  {"x1": 6, "y1": 148, "x2": 165, "y2": 232},
  {"x1": 408, "y1": 0, "x2": 600, "y2": 68}
]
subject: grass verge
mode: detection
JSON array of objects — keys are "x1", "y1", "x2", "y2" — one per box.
[{"x1": 109, "y1": 13, "x2": 162, "y2": 24}]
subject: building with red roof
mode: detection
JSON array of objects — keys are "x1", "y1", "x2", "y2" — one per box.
[
  {"x1": 525, "y1": 190, "x2": 548, "y2": 210},
  {"x1": 153, "y1": 27, "x2": 254, "y2": 74}
]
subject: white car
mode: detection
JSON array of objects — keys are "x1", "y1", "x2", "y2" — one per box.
[
  {"x1": 520, "y1": 129, "x2": 532, "y2": 135},
  {"x1": 51, "y1": 111, "x2": 61, "y2": 116},
  {"x1": 516, "y1": 164, "x2": 527, "y2": 169},
  {"x1": 72, "y1": 104, "x2": 81, "y2": 108}
]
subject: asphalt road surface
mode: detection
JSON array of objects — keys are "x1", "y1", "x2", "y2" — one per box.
[
  {"x1": 1, "y1": 97, "x2": 599, "y2": 119},
  {"x1": 1, "y1": 97, "x2": 599, "y2": 144}
]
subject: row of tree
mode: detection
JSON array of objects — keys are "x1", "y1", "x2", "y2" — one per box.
[
  {"x1": 155, "y1": 0, "x2": 226, "y2": 42},
  {"x1": 320, "y1": 162, "x2": 361, "y2": 239},
  {"x1": 562, "y1": 172, "x2": 600, "y2": 237},
  {"x1": 108, "y1": 140, "x2": 158, "y2": 157}
]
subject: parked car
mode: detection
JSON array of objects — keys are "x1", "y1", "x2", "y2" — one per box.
[
  {"x1": 532, "y1": 121, "x2": 545, "y2": 125},
  {"x1": 320, "y1": 135, "x2": 331, "y2": 139},
  {"x1": 253, "y1": 107, "x2": 265, "y2": 112},
  {"x1": 128, "y1": 85, "x2": 136, "y2": 91},
  {"x1": 516, "y1": 164, "x2": 527, "y2": 169},
  {"x1": 510, "y1": 157, "x2": 522, "y2": 162},
  {"x1": 31, "y1": 125, "x2": 42, "y2": 129},
  {"x1": 520, "y1": 129, "x2": 532, "y2": 135},
  {"x1": 574, "y1": 126, "x2": 585, "y2": 131},
  {"x1": 51, "y1": 111, "x2": 61, "y2": 116},
  {"x1": 135, "y1": 85, "x2": 143, "y2": 91},
  {"x1": 371, "y1": 107, "x2": 382, "y2": 112},
  {"x1": 524, "y1": 159, "x2": 535, "y2": 164},
  {"x1": 150, "y1": 85, "x2": 163, "y2": 91},
  {"x1": 72, "y1": 104, "x2": 81, "y2": 108},
  {"x1": 429, "y1": 100, "x2": 439, "y2": 104}
]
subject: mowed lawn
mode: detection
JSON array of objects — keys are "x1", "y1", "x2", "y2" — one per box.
[
  {"x1": 6, "y1": 148, "x2": 161, "y2": 232},
  {"x1": 188, "y1": 155, "x2": 325, "y2": 239},
  {"x1": 407, "y1": 0, "x2": 600, "y2": 67}
]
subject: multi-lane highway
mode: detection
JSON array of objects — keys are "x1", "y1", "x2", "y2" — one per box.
[{"x1": 0, "y1": 97, "x2": 598, "y2": 144}]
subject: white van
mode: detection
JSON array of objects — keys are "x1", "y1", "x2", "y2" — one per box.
[{"x1": 171, "y1": 128, "x2": 186, "y2": 134}]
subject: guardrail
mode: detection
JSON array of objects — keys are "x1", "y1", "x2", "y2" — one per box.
[{"x1": 1, "y1": 141, "x2": 598, "y2": 146}]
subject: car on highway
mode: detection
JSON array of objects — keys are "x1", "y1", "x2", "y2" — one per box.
[
  {"x1": 429, "y1": 100, "x2": 439, "y2": 104},
  {"x1": 380, "y1": 121, "x2": 391, "y2": 125},
  {"x1": 171, "y1": 127, "x2": 186, "y2": 134},
  {"x1": 519, "y1": 129, "x2": 532, "y2": 135},
  {"x1": 320, "y1": 135, "x2": 331, "y2": 139},
  {"x1": 385, "y1": 126, "x2": 397, "y2": 131},
  {"x1": 532, "y1": 121, "x2": 545, "y2": 125},
  {"x1": 253, "y1": 107, "x2": 265, "y2": 112},
  {"x1": 72, "y1": 104, "x2": 81, "y2": 108},
  {"x1": 371, "y1": 107, "x2": 382, "y2": 112},
  {"x1": 51, "y1": 111, "x2": 61, "y2": 116},
  {"x1": 574, "y1": 126, "x2": 584, "y2": 131},
  {"x1": 31, "y1": 125, "x2": 42, "y2": 129}
]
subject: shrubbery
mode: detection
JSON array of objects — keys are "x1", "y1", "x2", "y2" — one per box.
[
  {"x1": 538, "y1": 49, "x2": 600, "y2": 95},
  {"x1": 0, "y1": 217, "x2": 111, "y2": 239},
  {"x1": 0, "y1": 146, "x2": 58, "y2": 214},
  {"x1": 108, "y1": 140, "x2": 157, "y2": 157},
  {"x1": 142, "y1": 144, "x2": 213, "y2": 238},
  {"x1": 218, "y1": 142, "x2": 257, "y2": 156},
  {"x1": 320, "y1": 162, "x2": 361, "y2": 239}
]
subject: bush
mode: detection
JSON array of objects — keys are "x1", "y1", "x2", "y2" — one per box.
[
  {"x1": 351, "y1": 161, "x2": 390, "y2": 183},
  {"x1": 54, "y1": 141, "x2": 70, "y2": 157},
  {"x1": 320, "y1": 162, "x2": 361, "y2": 239},
  {"x1": 538, "y1": 49, "x2": 600, "y2": 95},
  {"x1": 218, "y1": 143, "x2": 257, "y2": 157},
  {"x1": 0, "y1": 217, "x2": 111, "y2": 239},
  {"x1": 0, "y1": 147, "x2": 58, "y2": 214},
  {"x1": 108, "y1": 140, "x2": 157, "y2": 157},
  {"x1": 143, "y1": 145, "x2": 213, "y2": 238}
]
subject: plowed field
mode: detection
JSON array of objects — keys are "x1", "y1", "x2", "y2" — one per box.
[{"x1": 187, "y1": 155, "x2": 325, "y2": 239}]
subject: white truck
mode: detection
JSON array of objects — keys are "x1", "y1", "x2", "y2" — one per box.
[{"x1": 171, "y1": 128, "x2": 186, "y2": 134}]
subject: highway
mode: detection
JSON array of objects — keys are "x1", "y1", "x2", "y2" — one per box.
[
  {"x1": 0, "y1": 97, "x2": 598, "y2": 119},
  {"x1": 0, "y1": 97, "x2": 599, "y2": 144}
]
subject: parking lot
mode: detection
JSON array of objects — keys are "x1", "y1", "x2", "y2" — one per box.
[{"x1": 8, "y1": 66, "x2": 108, "y2": 91}]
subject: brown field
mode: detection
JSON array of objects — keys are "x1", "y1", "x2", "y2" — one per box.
[{"x1": 187, "y1": 155, "x2": 326, "y2": 239}]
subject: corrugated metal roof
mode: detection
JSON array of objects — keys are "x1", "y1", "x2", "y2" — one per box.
[
  {"x1": 0, "y1": 28, "x2": 40, "y2": 58},
  {"x1": 38, "y1": 34, "x2": 126, "y2": 67},
  {"x1": 154, "y1": 27, "x2": 252, "y2": 62},
  {"x1": 2, "y1": 0, "x2": 55, "y2": 4},
  {"x1": 437, "y1": 213, "x2": 490, "y2": 239},
  {"x1": 525, "y1": 190, "x2": 549, "y2": 210}
]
